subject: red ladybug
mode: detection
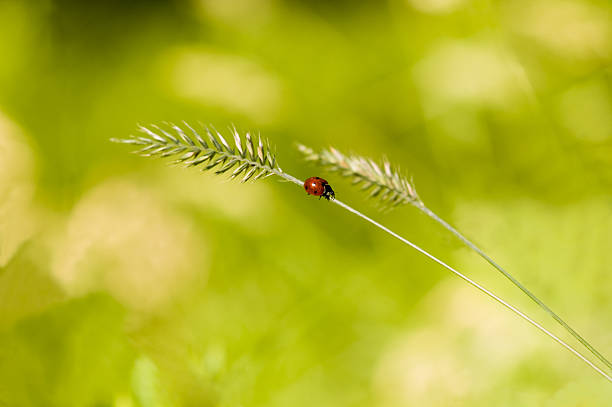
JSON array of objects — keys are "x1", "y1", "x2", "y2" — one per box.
[{"x1": 304, "y1": 176, "x2": 335, "y2": 200}]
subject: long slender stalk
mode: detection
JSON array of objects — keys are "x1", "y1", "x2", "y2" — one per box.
[
  {"x1": 277, "y1": 172, "x2": 612, "y2": 382},
  {"x1": 299, "y1": 144, "x2": 612, "y2": 374},
  {"x1": 113, "y1": 123, "x2": 611, "y2": 382},
  {"x1": 416, "y1": 203, "x2": 612, "y2": 373}
]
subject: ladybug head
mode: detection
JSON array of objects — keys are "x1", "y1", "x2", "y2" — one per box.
[{"x1": 322, "y1": 183, "x2": 335, "y2": 201}]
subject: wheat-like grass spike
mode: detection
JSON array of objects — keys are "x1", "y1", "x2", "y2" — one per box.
[
  {"x1": 113, "y1": 123, "x2": 281, "y2": 187},
  {"x1": 298, "y1": 144, "x2": 419, "y2": 209}
]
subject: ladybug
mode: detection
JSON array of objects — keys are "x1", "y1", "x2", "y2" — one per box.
[{"x1": 304, "y1": 176, "x2": 335, "y2": 201}]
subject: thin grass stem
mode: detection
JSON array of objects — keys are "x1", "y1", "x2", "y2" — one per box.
[
  {"x1": 299, "y1": 144, "x2": 612, "y2": 375},
  {"x1": 416, "y1": 203, "x2": 612, "y2": 373},
  {"x1": 330, "y1": 198, "x2": 612, "y2": 383},
  {"x1": 276, "y1": 171, "x2": 611, "y2": 382}
]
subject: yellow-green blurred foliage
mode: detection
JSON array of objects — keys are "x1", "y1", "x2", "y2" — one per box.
[{"x1": 0, "y1": 0, "x2": 611, "y2": 406}]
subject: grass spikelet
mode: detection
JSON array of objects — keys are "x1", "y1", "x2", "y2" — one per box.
[
  {"x1": 111, "y1": 123, "x2": 282, "y2": 183},
  {"x1": 297, "y1": 144, "x2": 420, "y2": 208}
]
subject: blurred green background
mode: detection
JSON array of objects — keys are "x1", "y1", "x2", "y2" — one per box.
[{"x1": 1, "y1": 0, "x2": 611, "y2": 405}]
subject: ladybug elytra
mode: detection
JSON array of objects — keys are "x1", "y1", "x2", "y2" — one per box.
[{"x1": 304, "y1": 177, "x2": 335, "y2": 201}]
